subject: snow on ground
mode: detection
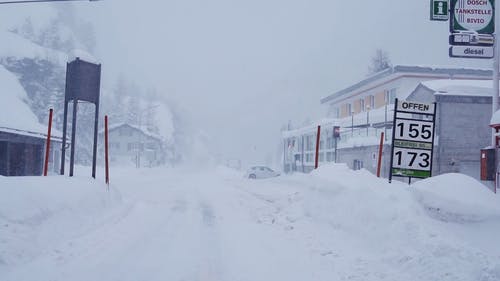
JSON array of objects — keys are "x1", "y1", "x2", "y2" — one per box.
[{"x1": 1, "y1": 164, "x2": 500, "y2": 281}]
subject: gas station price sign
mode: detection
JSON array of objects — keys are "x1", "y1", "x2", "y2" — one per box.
[{"x1": 389, "y1": 99, "x2": 437, "y2": 181}]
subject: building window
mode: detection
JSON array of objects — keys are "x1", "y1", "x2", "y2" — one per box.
[
  {"x1": 127, "y1": 142, "x2": 144, "y2": 151},
  {"x1": 347, "y1": 103, "x2": 352, "y2": 116},
  {"x1": 306, "y1": 153, "x2": 313, "y2": 162},
  {"x1": 369, "y1": 95, "x2": 375, "y2": 108},
  {"x1": 385, "y1": 88, "x2": 396, "y2": 104},
  {"x1": 360, "y1": 99, "x2": 365, "y2": 112},
  {"x1": 306, "y1": 135, "x2": 315, "y2": 151},
  {"x1": 353, "y1": 159, "x2": 364, "y2": 170},
  {"x1": 335, "y1": 107, "x2": 340, "y2": 118}
]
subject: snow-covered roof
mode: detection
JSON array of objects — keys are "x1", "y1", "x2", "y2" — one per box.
[
  {"x1": 283, "y1": 105, "x2": 394, "y2": 139},
  {"x1": 321, "y1": 65, "x2": 492, "y2": 104},
  {"x1": 0, "y1": 65, "x2": 62, "y2": 139},
  {"x1": 282, "y1": 118, "x2": 339, "y2": 138},
  {"x1": 0, "y1": 126, "x2": 63, "y2": 142},
  {"x1": 490, "y1": 110, "x2": 500, "y2": 127},
  {"x1": 103, "y1": 123, "x2": 164, "y2": 142},
  {"x1": 421, "y1": 79, "x2": 493, "y2": 97}
]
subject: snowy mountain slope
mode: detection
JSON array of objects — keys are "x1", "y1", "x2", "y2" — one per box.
[
  {"x1": 1, "y1": 165, "x2": 499, "y2": 280},
  {"x1": 0, "y1": 30, "x2": 67, "y2": 64}
]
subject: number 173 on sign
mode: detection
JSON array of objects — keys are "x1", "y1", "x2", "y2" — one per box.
[{"x1": 392, "y1": 147, "x2": 431, "y2": 171}]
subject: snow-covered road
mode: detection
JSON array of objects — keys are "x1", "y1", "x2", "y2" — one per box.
[{"x1": 1, "y1": 165, "x2": 500, "y2": 281}]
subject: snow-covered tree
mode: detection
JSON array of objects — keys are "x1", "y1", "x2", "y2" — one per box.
[{"x1": 368, "y1": 49, "x2": 392, "y2": 75}]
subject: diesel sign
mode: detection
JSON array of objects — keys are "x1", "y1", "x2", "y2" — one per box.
[{"x1": 449, "y1": 45, "x2": 494, "y2": 58}]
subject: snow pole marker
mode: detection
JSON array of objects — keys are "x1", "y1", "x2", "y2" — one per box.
[
  {"x1": 43, "y1": 108, "x2": 53, "y2": 176},
  {"x1": 105, "y1": 115, "x2": 109, "y2": 187},
  {"x1": 315, "y1": 125, "x2": 321, "y2": 169},
  {"x1": 377, "y1": 132, "x2": 384, "y2": 177}
]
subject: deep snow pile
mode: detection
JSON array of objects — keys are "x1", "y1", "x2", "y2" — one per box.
[
  {"x1": 412, "y1": 173, "x2": 500, "y2": 222},
  {"x1": 249, "y1": 164, "x2": 500, "y2": 280},
  {"x1": 0, "y1": 176, "x2": 121, "y2": 267}
]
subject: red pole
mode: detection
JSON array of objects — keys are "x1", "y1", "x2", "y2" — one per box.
[
  {"x1": 43, "y1": 108, "x2": 53, "y2": 176},
  {"x1": 315, "y1": 125, "x2": 321, "y2": 169},
  {"x1": 105, "y1": 115, "x2": 110, "y2": 185},
  {"x1": 376, "y1": 132, "x2": 384, "y2": 178}
]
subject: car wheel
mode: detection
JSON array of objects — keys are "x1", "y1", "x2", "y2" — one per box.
[{"x1": 249, "y1": 174, "x2": 256, "y2": 179}]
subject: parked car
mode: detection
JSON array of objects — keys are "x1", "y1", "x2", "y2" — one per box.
[{"x1": 246, "y1": 166, "x2": 280, "y2": 179}]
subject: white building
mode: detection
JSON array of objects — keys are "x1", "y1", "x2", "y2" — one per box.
[
  {"x1": 100, "y1": 123, "x2": 166, "y2": 167},
  {"x1": 283, "y1": 65, "x2": 494, "y2": 175}
]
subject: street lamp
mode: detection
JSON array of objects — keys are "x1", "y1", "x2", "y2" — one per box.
[{"x1": 0, "y1": 0, "x2": 99, "y2": 4}]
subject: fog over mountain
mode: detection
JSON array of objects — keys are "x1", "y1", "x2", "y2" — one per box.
[{"x1": 9, "y1": 0, "x2": 494, "y2": 166}]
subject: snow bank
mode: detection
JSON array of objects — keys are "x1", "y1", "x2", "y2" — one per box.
[
  {"x1": 311, "y1": 163, "x2": 395, "y2": 189},
  {"x1": 0, "y1": 175, "x2": 121, "y2": 266},
  {"x1": 0, "y1": 176, "x2": 120, "y2": 224},
  {"x1": 412, "y1": 173, "x2": 500, "y2": 222},
  {"x1": 306, "y1": 164, "x2": 420, "y2": 243},
  {"x1": 285, "y1": 165, "x2": 500, "y2": 280},
  {"x1": 309, "y1": 164, "x2": 500, "y2": 224}
]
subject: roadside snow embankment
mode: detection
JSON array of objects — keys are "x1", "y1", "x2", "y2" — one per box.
[
  {"x1": 309, "y1": 164, "x2": 500, "y2": 223},
  {"x1": 300, "y1": 164, "x2": 500, "y2": 280},
  {"x1": 412, "y1": 173, "x2": 500, "y2": 222},
  {"x1": 0, "y1": 176, "x2": 121, "y2": 267}
]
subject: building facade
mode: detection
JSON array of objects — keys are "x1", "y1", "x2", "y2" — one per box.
[
  {"x1": 100, "y1": 123, "x2": 166, "y2": 167},
  {"x1": 407, "y1": 80, "x2": 492, "y2": 179},
  {"x1": 0, "y1": 127, "x2": 62, "y2": 176},
  {"x1": 283, "y1": 66, "x2": 494, "y2": 179}
]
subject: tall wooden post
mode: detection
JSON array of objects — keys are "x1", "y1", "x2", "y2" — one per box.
[
  {"x1": 376, "y1": 132, "x2": 384, "y2": 178},
  {"x1": 43, "y1": 108, "x2": 53, "y2": 176},
  {"x1": 315, "y1": 125, "x2": 321, "y2": 169},
  {"x1": 105, "y1": 115, "x2": 109, "y2": 185}
]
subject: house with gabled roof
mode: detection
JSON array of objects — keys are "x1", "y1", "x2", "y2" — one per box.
[{"x1": 99, "y1": 123, "x2": 166, "y2": 167}]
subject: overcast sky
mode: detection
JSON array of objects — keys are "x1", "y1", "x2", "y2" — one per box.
[{"x1": 74, "y1": 1, "x2": 492, "y2": 166}]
